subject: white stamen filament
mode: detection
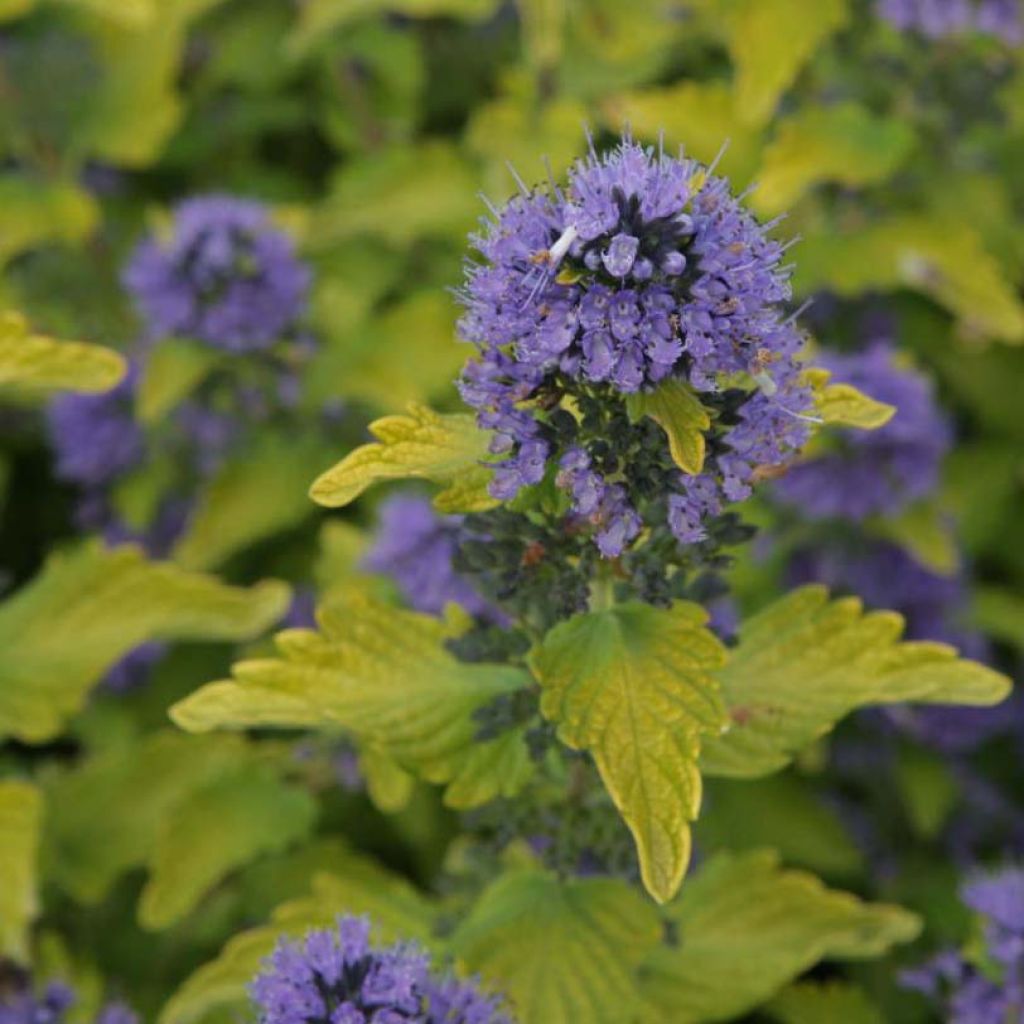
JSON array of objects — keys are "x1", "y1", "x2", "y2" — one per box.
[
  {"x1": 548, "y1": 224, "x2": 578, "y2": 266},
  {"x1": 753, "y1": 370, "x2": 778, "y2": 396}
]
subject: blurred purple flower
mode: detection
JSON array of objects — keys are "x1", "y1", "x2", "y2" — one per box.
[
  {"x1": 0, "y1": 980, "x2": 136, "y2": 1024},
  {"x1": 363, "y1": 494, "x2": 502, "y2": 621},
  {"x1": 775, "y1": 342, "x2": 951, "y2": 522},
  {"x1": 124, "y1": 195, "x2": 310, "y2": 352},
  {"x1": 903, "y1": 866, "x2": 1024, "y2": 1022},
  {"x1": 878, "y1": 0, "x2": 1023, "y2": 43},
  {"x1": 250, "y1": 916, "x2": 509, "y2": 1023},
  {"x1": 47, "y1": 363, "x2": 144, "y2": 489}
]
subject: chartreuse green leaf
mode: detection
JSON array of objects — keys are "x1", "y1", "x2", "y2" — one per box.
[
  {"x1": 309, "y1": 403, "x2": 497, "y2": 512},
  {"x1": 796, "y1": 215, "x2": 1024, "y2": 343},
  {"x1": 136, "y1": 338, "x2": 220, "y2": 423},
  {"x1": 450, "y1": 868, "x2": 661, "y2": 1024},
  {"x1": 171, "y1": 594, "x2": 534, "y2": 809},
  {"x1": 639, "y1": 849, "x2": 920, "y2": 1022},
  {"x1": 73, "y1": 0, "x2": 225, "y2": 166},
  {"x1": 698, "y1": 774, "x2": 862, "y2": 878},
  {"x1": 699, "y1": 586, "x2": 1011, "y2": 779},
  {"x1": 801, "y1": 366, "x2": 895, "y2": 429},
  {"x1": 359, "y1": 745, "x2": 415, "y2": 813},
  {"x1": 601, "y1": 81, "x2": 764, "y2": 186},
  {"x1": 310, "y1": 291, "x2": 466, "y2": 410},
  {"x1": 464, "y1": 82, "x2": 587, "y2": 198},
  {"x1": 626, "y1": 379, "x2": 710, "y2": 474},
  {"x1": 43, "y1": 732, "x2": 255, "y2": 903},
  {"x1": 969, "y1": 587, "x2": 1024, "y2": 652},
  {"x1": 0, "y1": 311, "x2": 125, "y2": 393},
  {"x1": 0, "y1": 780, "x2": 41, "y2": 962},
  {"x1": 0, "y1": 542, "x2": 290, "y2": 743},
  {"x1": 287, "y1": 0, "x2": 497, "y2": 56},
  {"x1": 312, "y1": 143, "x2": 479, "y2": 248},
  {"x1": 870, "y1": 501, "x2": 960, "y2": 576},
  {"x1": 0, "y1": 0, "x2": 34, "y2": 22},
  {"x1": 57, "y1": 0, "x2": 155, "y2": 26},
  {"x1": 174, "y1": 435, "x2": 329, "y2": 570},
  {"x1": 723, "y1": 0, "x2": 849, "y2": 126},
  {"x1": 0, "y1": 176, "x2": 99, "y2": 266},
  {"x1": 754, "y1": 104, "x2": 914, "y2": 216},
  {"x1": 895, "y1": 745, "x2": 959, "y2": 839},
  {"x1": 766, "y1": 981, "x2": 885, "y2": 1024},
  {"x1": 530, "y1": 602, "x2": 727, "y2": 902},
  {"x1": 139, "y1": 765, "x2": 316, "y2": 930},
  {"x1": 159, "y1": 859, "x2": 437, "y2": 1024}
]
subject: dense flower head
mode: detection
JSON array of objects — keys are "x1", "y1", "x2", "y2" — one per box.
[
  {"x1": 47, "y1": 364, "x2": 144, "y2": 489},
  {"x1": 250, "y1": 916, "x2": 509, "y2": 1024},
  {"x1": 457, "y1": 135, "x2": 812, "y2": 556},
  {"x1": 363, "y1": 494, "x2": 501, "y2": 621},
  {"x1": 123, "y1": 195, "x2": 310, "y2": 352},
  {"x1": 902, "y1": 866, "x2": 1024, "y2": 1022},
  {"x1": 0, "y1": 978, "x2": 136, "y2": 1024},
  {"x1": 878, "y1": 0, "x2": 1024, "y2": 43},
  {"x1": 774, "y1": 342, "x2": 951, "y2": 521}
]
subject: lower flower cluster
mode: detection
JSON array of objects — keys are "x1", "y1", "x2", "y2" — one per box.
[
  {"x1": 903, "y1": 867, "x2": 1024, "y2": 1022},
  {"x1": 251, "y1": 916, "x2": 508, "y2": 1024}
]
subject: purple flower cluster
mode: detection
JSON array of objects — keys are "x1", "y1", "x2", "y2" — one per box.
[
  {"x1": 251, "y1": 916, "x2": 509, "y2": 1024},
  {"x1": 47, "y1": 363, "x2": 144, "y2": 489},
  {"x1": 0, "y1": 980, "x2": 136, "y2": 1024},
  {"x1": 878, "y1": 0, "x2": 1023, "y2": 43},
  {"x1": 902, "y1": 866, "x2": 1024, "y2": 1022},
  {"x1": 456, "y1": 135, "x2": 811, "y2": 556},
  {"x1": 775, "y1": 342, "x2": 951, "y2": 522},
  {"x1": 123, "y1": 195, "x2": 310, "y2": 352},
  {"x1": 363, "y1": 495, "x2": 501, "y2": 620}
]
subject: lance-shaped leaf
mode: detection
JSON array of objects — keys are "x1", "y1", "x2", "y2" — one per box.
[
  {"x1": 171, "y1": 594, "x2": 534, "y2": 808},
  {"x1": 795, "y1": 215, "x2": 1024, "y2": 343},
  {"x1": 0, "y1": 542, "x2": 290, "y2": 743},
  {"x1": 0, "y1": 176, "x2": 99, "y2": 266},
  {"x1": 136, "y1": 338, "x2": 220, "y2": 423},
  {"x1": 766, "y1": 982, "x2": 884, "y2": 1024},
  {"x1": 0, "y1": 311, "x2": 125, "y2": 393},
  {"x1": 0, "y1": 781, "x2": 41, "y2": 962},
  {"x1": 159, "y1": 858, "x2": 438, "y2": 1024},
  {"x1": 138, "y1": 766, "x2": 317, "y2": 930},
  {"x1": 754, "y1": 104, "x2": 914, "y2": 216},
  {"x1": 530, "y1": 602, "x2": 727, "y2": 902},
  {"x1": 309, "y1": 403, "x2": 497, "y2": 512},
  {"x1": 44, "y1": 732, "x2": 263, "y2": 903},
  {"x1": 173, "y1": 435, "x2": 330, "y2": 570},
  {"x1": 724, "y1": 0, "x2": 849, "y2": 127},
  {"x1": 625, "y1": 378, "x2": 710, "y2": 474},
  {"x1": 802, "y1": 367, "x2": 896, "y2": 429},
  {"x1": 700, "y1": 586, "x2": 1011, "y2": 779},
  {"x1": 450, "y1": 868, "x2": 661, "y2": 1024},
  {"x1": 639, "y1": 849, "x2": 920, "y2": 1022},
  {"x1": 311, "y1": 142, "x2": 480, "y2": 248}
]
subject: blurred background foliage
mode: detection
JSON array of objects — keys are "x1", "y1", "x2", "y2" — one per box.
[{"x1": 0, "y1": 0, "x2": 1022, "y2": 1021}]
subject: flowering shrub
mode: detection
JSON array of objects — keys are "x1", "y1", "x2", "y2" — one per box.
[{"x1": 0, "y1": 3, "x2": 1021, "y2": 1023}]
